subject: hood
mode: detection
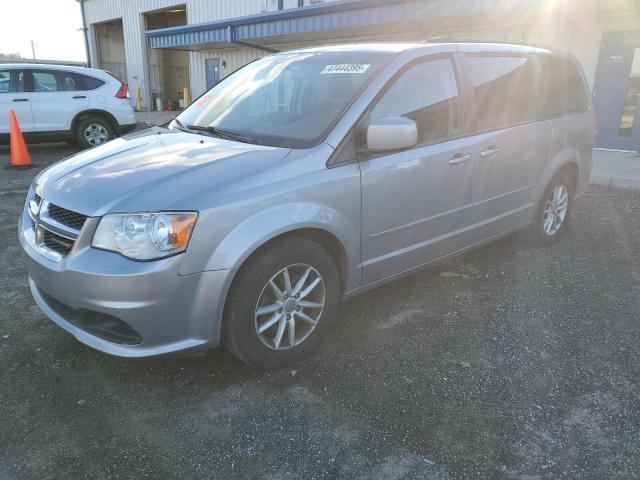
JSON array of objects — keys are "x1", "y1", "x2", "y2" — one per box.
[{"x1": 35, "y1": 128, "x2": 291, "y2": 216}]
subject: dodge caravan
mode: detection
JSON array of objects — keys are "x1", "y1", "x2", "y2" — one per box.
[{"x1": 19, "y1": 42, "x2": 594, "y2": 369}]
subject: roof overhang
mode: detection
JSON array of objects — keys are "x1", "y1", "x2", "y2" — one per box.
[
  {"x1": 145, "y1": 0, "x2": 437, "y2": 51},
  {"x1": 145, "y1": 0, "x2": 640, "y2": 52}
]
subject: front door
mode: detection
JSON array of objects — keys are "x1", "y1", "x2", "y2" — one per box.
[
  {"x1": 594, "y1": 30, "x2": 640, "y2": 150},
  {"x1": 0, "y1": 69, "x2": 33, "y2": 134},
  {"x1": 205, "y1": 58, "x2": 220, "y2": 89},
  {"x1": 359, "y1": 56, "x2": 477, "y2": 285}
]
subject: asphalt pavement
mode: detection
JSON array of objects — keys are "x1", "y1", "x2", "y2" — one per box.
[{"x1": 1, "y1": 143, "x2": 639, "y2": 479}]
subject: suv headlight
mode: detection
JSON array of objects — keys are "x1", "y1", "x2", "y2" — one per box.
[{"x1": 92, "y1": 212, "x2": 197, "y2": 260}]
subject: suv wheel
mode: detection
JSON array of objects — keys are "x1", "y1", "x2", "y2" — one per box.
[
  {"x1": 76, "y1": 116, "x2": 114, "y2": 149},
  {"x1": 530, "y1": 170, "x2": 574, "y2": 245},
  {"x1": 223, "y1": 237, "x2": 340, "y2": 369}
]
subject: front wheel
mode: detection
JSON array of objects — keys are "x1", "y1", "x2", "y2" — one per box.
[
  {"x1": 529, "y1": 170, "x2": 574, "y2": 245},
  {"x1": 223, "y1": 237, "x2": 340, "y2": 369}
]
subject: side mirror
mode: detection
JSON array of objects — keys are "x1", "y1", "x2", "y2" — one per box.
[{"x1": 366, "y1": 116, "x2": 418, "y2": 153}]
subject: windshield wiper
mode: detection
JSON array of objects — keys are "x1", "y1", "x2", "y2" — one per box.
[
  {"x1": 172, "y1": 117, "x2": 189, "y2": 131},
  {"x1": 186, "y1": 124, "x2": 262, "y2": 145}
]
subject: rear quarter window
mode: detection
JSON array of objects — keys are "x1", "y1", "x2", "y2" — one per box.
[
  {"x1": 79, "y1": 74, "x2": 106, "y2": 90},
  {"x1": 538, "y1": 55, "x2": 589, "y2": 117}
]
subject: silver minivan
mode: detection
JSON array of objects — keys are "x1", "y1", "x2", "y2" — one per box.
[{"x1": 19, "y1": 42, "x2": 594, "y2": 368}]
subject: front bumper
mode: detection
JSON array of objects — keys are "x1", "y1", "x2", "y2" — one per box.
[{"x1": 19, "y1": 198, "x2": 233, "y2": 358}]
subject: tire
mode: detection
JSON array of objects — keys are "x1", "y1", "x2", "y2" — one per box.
[
  {"x1": 529, "y1": 170, "x2": 574, "y2": 245},
  {"x1": 223, "y1": 236, "x2": 340, "y2": 370},
  {"x1": 75, "y1": 115, "x2": 114, "y2": 149}
]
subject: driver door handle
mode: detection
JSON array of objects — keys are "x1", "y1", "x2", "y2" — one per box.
[
  {"x1": 480, "y1": 146, "x2": 501, "y2": 158},
  {"x1": 448, "y1": 153, "x2": 473, "y2": 166},
  {"x1": 12, "y1": 98, "x2": 29, "y2": 102}
]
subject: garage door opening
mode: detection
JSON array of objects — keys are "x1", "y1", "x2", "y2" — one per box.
[
  {"x1": 145, "y1": 6, "x2": 190, "y2": 111},
  {"x1": 94, "y1": 19, "x2": 127, "y2": 83}
]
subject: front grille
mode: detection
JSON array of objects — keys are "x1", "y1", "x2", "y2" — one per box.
[
  {"x1": 27, "y1": 194, "x2": 87, "y2": 261},
  {"x1": 47, "y1": 203, "x2": 87, "y2": 231},
  {"x1": 43, "y1": 230, "x2": 74, "y2": 254},
  {"x1": 39, "y1": 290, "x2": 143, "y2": 345}
]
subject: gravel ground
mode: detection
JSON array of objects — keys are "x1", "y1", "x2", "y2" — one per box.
[{"x1": 1, "y1": 143, "x2": 640, "y2": 480}]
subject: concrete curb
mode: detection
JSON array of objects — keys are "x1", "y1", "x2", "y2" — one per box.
[
  {"x1": 590, "y1": 175, "x2": 640, "y2": 190},
  {"x1": 590, "y1": 150, "x2": 640, "y2": 191}
]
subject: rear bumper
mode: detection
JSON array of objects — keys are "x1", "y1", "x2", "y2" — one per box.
[{"x1": 19, "y1": 199, "x2": 234, "y2": 357}]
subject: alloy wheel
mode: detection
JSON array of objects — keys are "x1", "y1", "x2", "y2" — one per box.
[
  {"x1": 543, "y1": 184, "x2": 569, "y2": 236},
  {"x1": 254, "y1": 263, "x2": 325, "y2": 351}
]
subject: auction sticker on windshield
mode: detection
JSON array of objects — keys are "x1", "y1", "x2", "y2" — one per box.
[{"x1": 321, "y1": 64, "x2": 371, "y2": 74}]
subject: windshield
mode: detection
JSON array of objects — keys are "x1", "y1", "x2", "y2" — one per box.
[{"x1": 174, "y1": 51, "x2": 394, "y2": 148}]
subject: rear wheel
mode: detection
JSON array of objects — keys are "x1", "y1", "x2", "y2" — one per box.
[
  {"x1": 223, "y1": 236, "x2": 340, "y2": 369},
  {"x1": 529, "y1": 170, "x2": 574, "y2": 245},
  {"x1": 75, "y1": 115, "x2": 114, "y2": 149}
]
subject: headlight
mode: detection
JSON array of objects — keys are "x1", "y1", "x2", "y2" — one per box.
[{"x1": 92, "y1": 212, "x2": 197, "y2": 260}]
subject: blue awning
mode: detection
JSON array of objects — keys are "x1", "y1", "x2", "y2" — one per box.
[{"x1": 146, "y1": 0, "x2": 442, "y2": 51}]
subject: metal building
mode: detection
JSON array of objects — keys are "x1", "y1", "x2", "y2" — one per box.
[{"x1": 80, "y1": 0, "x2": 640, "y2": 150}]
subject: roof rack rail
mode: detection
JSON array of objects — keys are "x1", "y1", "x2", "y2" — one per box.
[
  {"x1": 423, "y1": 36, "x2": 520, "y2": 44},
  {"x1": 422, "y1": 36, "x2": 554, "y2": 50}
]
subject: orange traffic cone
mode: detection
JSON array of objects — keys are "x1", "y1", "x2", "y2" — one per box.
[{"x1": 7, "y1": 110, "x2": 34, "y2": 169}]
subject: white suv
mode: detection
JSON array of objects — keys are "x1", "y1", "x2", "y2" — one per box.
[{"x1": 0, "y1": 64, "x2": 137, "y2": 149}]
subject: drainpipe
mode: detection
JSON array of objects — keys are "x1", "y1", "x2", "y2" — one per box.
[{"x1": 77, "y1": 0, "x2": 91, "y2": 67}]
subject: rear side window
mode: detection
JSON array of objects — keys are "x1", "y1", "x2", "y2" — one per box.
[
  {"x1": 32, "y1": 71, "x2": 59, "y2": 92},
  {"x1": 57, "y1": 71, "x2": 79, "y2": 91},
  {"x1": 538, "y1": 55, "x2": 589, "y2": 117},
  {"x1": 0, "y1": 70, "x2": 26, "y2": 93},
  {"x1": 370, "y1": 57, "x2": 461, "y2": 146},
  {"x1": 466, "y1": 55, "x2": 537, "y2": 131},
  {"x1": 31, "y1": 70, "x2": 101, "y2": 92}
]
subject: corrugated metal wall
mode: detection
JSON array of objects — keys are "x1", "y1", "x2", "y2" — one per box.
[
  {"x1": 84, "y1": 0, "x2": 187, "y2": 108},
  {"x1": 189, "y1": 47, "x2": 265, "y2": 98}
]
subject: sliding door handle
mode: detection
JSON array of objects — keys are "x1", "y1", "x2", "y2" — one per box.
[
  {"x1": 72, "y1": 95, "x2": 87, "y2": 99},
  {"x1": 12, "y1": 98, "x2": 29, "y2": 102},
  {"x1": 480, "y1": 146, "x2": 501, "y2": 158},
  {"x1": 448, "y1": 153, "x2": 473, "y2": 166}
]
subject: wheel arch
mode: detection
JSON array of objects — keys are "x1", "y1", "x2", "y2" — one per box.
[
  {"x1": 235, "y1": 227, "x2": 349, "y2": 292},
  {"x1": 533, "y1": 147, "x2": 582, "y2": 208},
  {"x1": 558, "y1": 162, "x2": 579, "y2": 192},
  {"x1": 71, "y1": 109, "x2": 119, "y2": 133}
]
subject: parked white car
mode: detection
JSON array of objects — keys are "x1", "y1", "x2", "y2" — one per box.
[{"x1": 0, "y1": 64, "x2": 137, "y2": 149}]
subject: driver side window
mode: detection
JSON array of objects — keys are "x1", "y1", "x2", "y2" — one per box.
[{"x1": 370, "y1": 57, "x2": 461, "y2": 148}]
